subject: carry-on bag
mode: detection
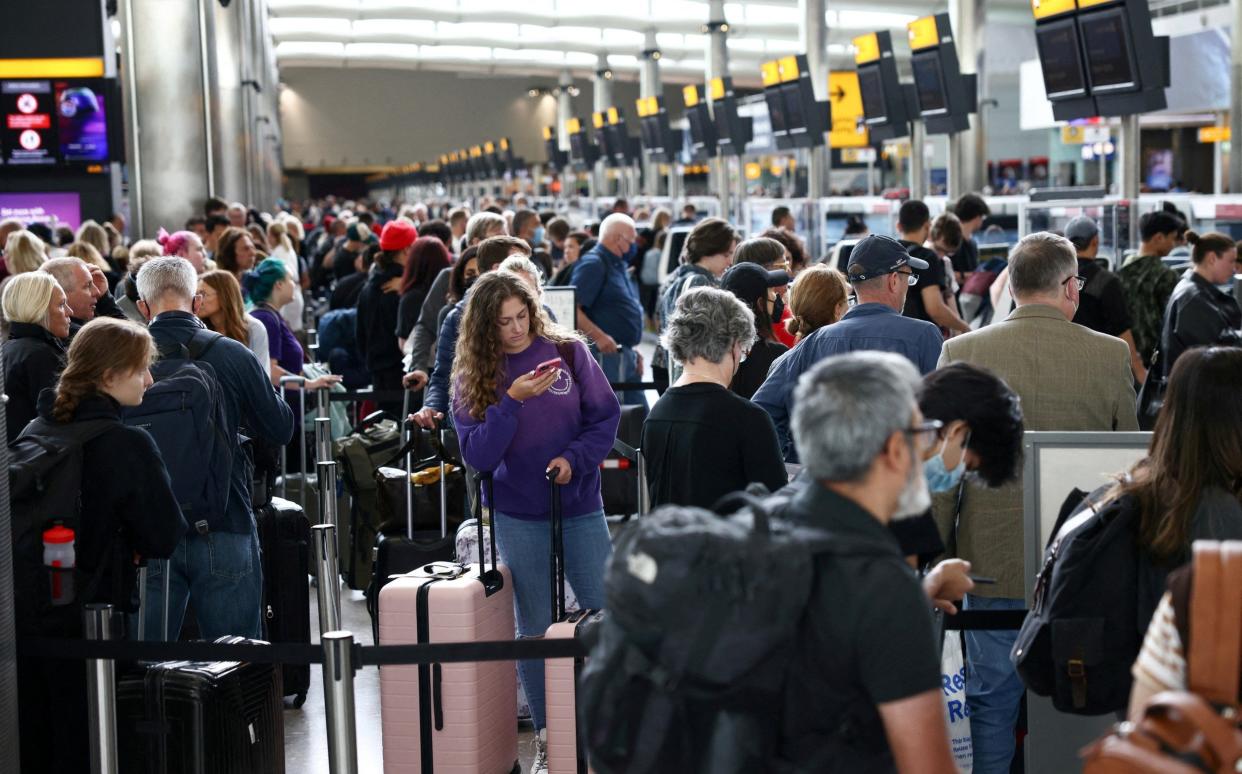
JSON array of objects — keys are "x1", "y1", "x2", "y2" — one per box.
[
  {"x1": 336, "y1": 409, "x2": 402, "y2": 589},
  {"x1": 117, "y1": 635, "x2": 285, "y2": 774},
  {"x1": 600, "y1": 405, "x2": 644, "y2": 517},
  {"x1": 543, "y1": 468, "x2": 602, "y2": 774},
  {"x1": 256, "y1": 495, "x2": 312, "y2": 707},
  {"x1": 367, "y1": 420, "x2": 457, "y2": 644},
  {"x1": 378, "y1": 471, "x2": 519, "y2": 774}
]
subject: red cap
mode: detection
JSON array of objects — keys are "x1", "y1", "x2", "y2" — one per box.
[
  {"x1": 379, "y1": 220, "x2": 418, "y2": 251},
  {"x1": 43, "y1": 525, "x2": 74, "y2": 544}
]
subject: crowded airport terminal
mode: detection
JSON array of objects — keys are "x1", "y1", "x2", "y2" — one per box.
[{"x1": 4, "y1": 0, "x2": 1242, "y2": 772}]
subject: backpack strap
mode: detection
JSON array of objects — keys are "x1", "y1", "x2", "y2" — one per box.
[
  {"x1": 1187, "y1": 541, "x2": 1242, "y2": 708},
  {"x1": 185, "y1": 329, "x2": 224, "y2": 361}
]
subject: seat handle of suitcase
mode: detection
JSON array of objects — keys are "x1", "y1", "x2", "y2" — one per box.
[
  {"x1": 547, "y1": 467, "x2": 566, "y2": 623},
  {"x1": 473, "y1": 471, "x2": 503, "y2": 594}
]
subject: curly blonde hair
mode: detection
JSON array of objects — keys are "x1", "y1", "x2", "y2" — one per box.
[{"x1": 451, "y1": 271, "x2": 579, "y2": 421}]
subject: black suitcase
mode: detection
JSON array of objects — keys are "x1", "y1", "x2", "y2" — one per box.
[
  {"x1": 117, "y1": 636, "x2": 285, "y2": 774},
  {"x1": 601, "y1": 405, "x2": 646, "y2": 517},
  {"x1": 365, "y1": 422, "x2": 456, "y2": 644},
  {"x1": 256, "y1": 495, "x2": 311, "y2": 707}
]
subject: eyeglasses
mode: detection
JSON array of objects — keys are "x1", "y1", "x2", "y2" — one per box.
[
  {"x1": 904, "y1": 419, "x2": 944, "y2": 451},
  {"x1": 1062, "y1": 275, "x2": 1086, "y2": 291},
  {"x1": 896, "y1": 269, "x2": 920, "y2": 286}
]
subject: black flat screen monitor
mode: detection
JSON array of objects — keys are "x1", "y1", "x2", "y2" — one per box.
[
  {"x1": 714, "y1": 103, "x2": 731, "y2": 142},
  {"x1": 569, "y1": 132, "x2": 587, "y2": 162},
  {"x1": 1035, "y1": 18, "x2": 1088, "y2": 98},
  {"x1": 911, "y1": 51, "x2": 948, "y2": 114},
  {"x1": 764, "y1": 89, "x2": 787, "y2": 134},
  {"x1": 642, "y1": 117, "x2": 660, "y2": 150},
  {"x1": 687, "y1": 107, "x2": 710, "y2": 146},
  {"x1": 1079, "y1": 8, "x2": 1136, "y2": 92},
  {"x1": 857, "y1": 66, "x2": 887, "y2": 124},
  {"x1": 780, "y1": 83, "x2": 806, "y2": 131}
]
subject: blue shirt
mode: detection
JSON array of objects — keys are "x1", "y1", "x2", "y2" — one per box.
[
  {"x1": 571, "y1": 244, "x2": 644, "y2": 347},
  {"x1": 752, "y1": 303, "x2": 943, "y2": 460}
]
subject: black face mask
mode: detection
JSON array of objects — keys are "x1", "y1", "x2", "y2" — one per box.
[
  {"x1": 770, "y1": 292, "x2": 784, "y2": 322},
  {"x1": 462, "y1": 276, "x2": 478, "y2": 293}
]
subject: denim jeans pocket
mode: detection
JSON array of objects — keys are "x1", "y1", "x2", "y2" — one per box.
[{"x1": 207, "y1": 532, "x2": 254, "y2": 581}]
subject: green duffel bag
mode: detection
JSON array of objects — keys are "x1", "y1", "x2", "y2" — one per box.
[{"x1": 334, "y1": 417, "x2": 401, "y2": 589}]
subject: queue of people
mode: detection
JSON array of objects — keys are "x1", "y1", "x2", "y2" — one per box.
[{"x1": 3, "y1": 188, "x2": 1242, "y2": 774}]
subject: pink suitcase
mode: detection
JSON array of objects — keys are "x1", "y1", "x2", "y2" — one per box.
[
  {"x1": 543, "y1": 470, "x2": 602, "y2": 774},
  {"x1": 379, "y1": 472, "x2": 519, "y2": 774}
]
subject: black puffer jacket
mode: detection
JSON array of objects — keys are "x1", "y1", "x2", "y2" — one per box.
[{"x1": 1159, "y1": 271, "x2": 1242, "y2": 377}]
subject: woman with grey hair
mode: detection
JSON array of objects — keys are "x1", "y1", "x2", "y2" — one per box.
[{"x1": 640, "y1": 286, "x2": 787, "y2": 508}]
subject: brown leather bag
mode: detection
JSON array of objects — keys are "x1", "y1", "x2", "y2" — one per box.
[{"x1": 1080, "y1": 541, "x2": 1242, "y2": 773}]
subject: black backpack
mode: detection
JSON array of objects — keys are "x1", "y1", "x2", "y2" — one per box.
[
  {"x1": 578, "y1": 489, "x2": 889, "y2": 773},
  {"x1": 9, "y1": 416, "x2": 123, "y2": 632},
  {"x1": 1011, "y1": 485, "x2": 1147, "y2": 715}
]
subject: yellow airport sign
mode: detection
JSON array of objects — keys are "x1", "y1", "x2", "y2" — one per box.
[
  {"x1": 1061, "y1": 125, "x2": 1086, "y2": 144},
  {"x1": 635, "y1": 97, "x2": 649, "y2": 117},
  {"x1": 761, "y1": 60, "x2": 782, "y2": 87},
  {"x1": 1076, "y1": 0, "x2": 1114, "y2": 7},
  {"x1": 1199, "y1": 126, "x2": 1231, "y2": 143},
  {"x1": 709, "y1": 77, "x2": 726, "y2": 101},
  {"x1": 778, "y1": 55, "x2": 800, "y2": 83},
  {"x1": 566, "y1": 117, "x2": 581, "y2": 134},
  {"x1": 541, "y1": 126, "x2": 552, "y2": 140},
  {"x1": 745, "y1": 162, "x2": 762, "y2": 180},
  {"x1": 1031, "y1": 0, "x2": 1076, "y2": 19},
  {"x1": 483, "y1": 141, "x2": 495, "y2": 154},
  {"x1": 828, "y1": 71, "x2": 870, "y2": 149},
  {"x1": 907, "y1": 16, "x2": 940, "y2": 51},
  {"x1": 500, "y1": 138, "x2": 509, "y2": 150},
  {"x1": 0, "y1": 57, "x2": 104, "y2": 78},
  {"x1": 683, "y1": 84, "x2": 699, "y2": 107},
  {"x1": 853, "y1": 33, "x2": 881, "y2": 65},
  {"x1": 607, "y1": 106, "x2": 620, "y2": 125},
  {"x1": 592, "y1": 111, "x2": 606, "y2": 129}
]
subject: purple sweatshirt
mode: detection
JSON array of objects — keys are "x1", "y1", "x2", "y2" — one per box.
[{"x1": 453, "y1": 337, "x2": 621, "y2": 520}]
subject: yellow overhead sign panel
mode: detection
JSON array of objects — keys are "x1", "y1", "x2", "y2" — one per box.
[
  {"x1": 607, "y1": 106, "x2": 620, "y2": 125},
  {"x1": 683, "y1": 84, "x2": 699, "y2": 107},
  {"x1": 1031, "y1": 0, "x2": 1077, "y2": 19},
  {"x1": 778, "y1": 55, "x2": 800, "y2": 83},
  {"x1": 483, "y1": 141, "x2": 495, "y2": 154},
  {"x1": 0, "y1": 57, "x2": 104, "y2": 78},
  {"x1": 636, "y1": 95, "x2": 659, "y2": 117},
  {"x1": 761, "y1": 60, "x2": 782, "y2": 87},
  {"x1": 592, "y1": 111, "x2": 606, "y2": 129},
  {"x1": 541, "y1": 126, "x2": 553, "y2": 140},
  {"x1": 709, "y1": 77, "x2": 726, "y2": 101},
  {"x1": 853, "y1": 33, "x2": 881, "y2": 65},
  {"x1": 565, "y1": 117, "x2": 581, "y2": 134},
  {"x1": 500, "y1": 137, "x2": 509, "y2": 150},
  {"x1": 1199, "y1": 126, "x2": 1231, "y2": 143},
  {"x1": 469, "y1": 146, "x2": 482, "y2": 158},
  {"x1": 828, "y1": 71, "x2": 870, "y2": 149},
  {"x1": 907, "y1": 16, "x2": 940, "y2": 51},
  {"x1": 1076, "y1": 0, "x2": 1114, "y2": 7}
]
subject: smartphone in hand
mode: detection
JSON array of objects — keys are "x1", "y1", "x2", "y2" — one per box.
[{"x1": 533, "y1": 357, "x2": 563, "y2": 378}]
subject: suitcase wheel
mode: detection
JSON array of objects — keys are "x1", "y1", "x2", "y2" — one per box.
[{"x1": 285, "y1": 692, "x2": 308, "y2": 709}]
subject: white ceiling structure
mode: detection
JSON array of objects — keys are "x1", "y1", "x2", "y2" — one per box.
[{"x1": 269, "y1": 0, "x2": 1033, "y2": 88}]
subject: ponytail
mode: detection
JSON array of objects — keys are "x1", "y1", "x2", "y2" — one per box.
[
  {"x1": 1185, "y1": 230, "x2": 1236, "y2": 265},
  {"x1": 52, "y1": 318, "x2": 156, "y2": 423}
]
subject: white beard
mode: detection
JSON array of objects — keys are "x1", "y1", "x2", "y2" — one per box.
[{"x1": 893, "y1": 459, "x2": 932, "y2": 521}]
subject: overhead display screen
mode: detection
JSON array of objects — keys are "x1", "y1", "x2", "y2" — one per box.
[
  {"x1": 780, "y1": 83, "x2": 805, "y2": 131},
  {"x1": 1, "y1": 78, "x2": 110, "y2": 165},
  {"x1": 1035, "y1": 19, "x2": 1088, "y2": 97},
  {"x1": 713, "y1": 104, "x2": 731, "y2": 142},
  {"x1": 764, "y1": 89, "x2": 787, "y2": 134},
  {"x1": 911, "y1": 51, "x2": 948, "y2": 114},
  {"x1": 858, "y1": 66, "x2": 888, "y2": 123},
  {"x1": 1080, "y1": 9, "x2": 1137, "y2": 91}
]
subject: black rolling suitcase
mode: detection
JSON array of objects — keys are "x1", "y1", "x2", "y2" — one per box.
[
  {"x1": 601, "y1": 405, "x2": 647, "y2": 518},
  {"x1": 117, "y1": 636, "x2": 285, "y2": 774},
  {"x1": 256, "y1": 495, "x2": 311, "y2": 707},
  {"x1": 365, "y1": 421, "x2": 456, "y2": 644}
]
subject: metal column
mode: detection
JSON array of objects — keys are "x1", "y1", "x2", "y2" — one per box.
[
  {"x1": 1232, "y1": 0, "x2": 1242, "y2": 192},
  {"x1": 640, "y1": 30, "x2": 662, "y2": 197},
  {"x1": 910, "y1": 123, "x2": 927, "y2": 200},
  {"x1": 1118, "y1": 114, "x2": 1142, "y2": 246},
  {"x1": 556, "y1": 70, "x2": 573, "y2": 153},
  {"x1": 593, "y1": 54, "x2": 614, "y2": 198},
  {"x1": 949, "y1": 0, "x2": 985, "y2": 196},
  {"x1": 801, "y1": 0, "x2": 830, "y2": 199},
  {"x1": 706, "y1": 0, "x2": 732, "y2": 220}
]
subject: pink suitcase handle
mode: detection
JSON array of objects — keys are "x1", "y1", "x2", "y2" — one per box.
[{"x1": 473, "y1": 471, "x2": 504, "y2": 595}]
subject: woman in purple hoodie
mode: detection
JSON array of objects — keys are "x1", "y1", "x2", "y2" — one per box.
[{"x1": 452, "y1": 270, "x2": 620, "y2": 757}]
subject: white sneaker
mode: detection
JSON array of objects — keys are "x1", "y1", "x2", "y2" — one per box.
[{"x1": 530, "y1": 729, "x2": 548, "y2": 774}]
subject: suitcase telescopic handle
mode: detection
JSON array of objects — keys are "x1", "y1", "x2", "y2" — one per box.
[
  {"x1": 546, "y1": 468, "x2": 566, "y2": 623},
  {"x1": 474, "y1": 471, "x2": 503, "y2": 595}
]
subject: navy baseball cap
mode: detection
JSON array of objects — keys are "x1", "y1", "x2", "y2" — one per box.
[
  {"x1": 721, "y1": 262, "x2": 790, "y2": 305},
  {"x1": 846, "y1": 234, "x2": 929, "y2": 282}
]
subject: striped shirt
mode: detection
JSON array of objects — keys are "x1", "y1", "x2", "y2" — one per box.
[{"x1": 1131, "y1": 592, "x2": 1186, "y2": 694}]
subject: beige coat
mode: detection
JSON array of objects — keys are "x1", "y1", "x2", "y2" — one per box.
[{"x1": 935, "y1": 303, "x2": 1138, "y2": 598}]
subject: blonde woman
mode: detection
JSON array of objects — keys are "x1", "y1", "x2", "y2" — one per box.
[
  {"x1": 2, "y1": 272, "x2": 71, "y2": 440},
  {"x1": 266, "y1": 219, "x2": 305, "y2": 331}
]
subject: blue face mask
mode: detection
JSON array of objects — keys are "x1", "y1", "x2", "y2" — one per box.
[
  {"x1": 624, "y1": 241, "x2": 640, "y2": 261},
  {"x1": 533, "y1": 226, "x2": 545, "y2": 247},
  {"x1": 924, "y1": 431, "x2": 969, "y2": 493}
]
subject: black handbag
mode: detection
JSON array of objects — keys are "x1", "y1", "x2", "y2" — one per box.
[{"x1": 1136, "y1": 351, "x2": 1166, "y2": 431}]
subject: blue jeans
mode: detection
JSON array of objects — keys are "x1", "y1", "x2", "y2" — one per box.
[
  {"x1": 595, "y1": 345, "x2": 648, "y2": 409},
  {"x1": 964, "y1": 595, "x2": 1026, "y2": 774},
  {"x1": 134, "y1": 527, "x2": 264, "y2": 641},
  {"x1": 493, "y1": 509, "x2": 611, "y2": 731}
]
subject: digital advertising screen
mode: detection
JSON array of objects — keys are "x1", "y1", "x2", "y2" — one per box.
[
  {"x1": 857, "y1": 66, "x2": 888, "y2": 124},
  {"x1": 2, "y1": 80, "x2": 56, "y2": 165},
  {"x1": 56, "y1": 81, "x2": 108, "y2": 161},
  {"x1": 911, "y1": 51, "x2": 949, "y2": 114},
  {"x1": 0, "y1": 192, "x2": 82, "y2": 229},
  {"x1": 1036, "y1": 19, "x2": 1088, "y2": 97},
  {"x1": 1080, "y1": 9, "x2": 1137, "y2": 92}
]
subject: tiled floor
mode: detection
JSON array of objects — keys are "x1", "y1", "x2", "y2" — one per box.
[{"x1": 284, "y1": 586, "x2": 537, "y2": 774}]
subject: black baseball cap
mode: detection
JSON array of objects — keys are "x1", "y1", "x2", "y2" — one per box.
[
  {"x1": 847, "y1": 234, "x2": 929, "y2": 282},
  {"x1": 721, "y1": 262, "x2": 790, "y2": 305}
]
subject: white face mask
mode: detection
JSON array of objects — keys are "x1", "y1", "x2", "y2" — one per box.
[{"x1": 893, "y1": 447, "x2": 932, "y2": 520}]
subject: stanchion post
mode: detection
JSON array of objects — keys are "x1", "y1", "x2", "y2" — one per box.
[
  {"x1": 279, "y1": 375, "x2": 306, "y2": 506},
  {"x1": 312, "y1": 524, "x2": 342, "y2": 634},
  {"x1": 322, "y1": 631, "x2": 359, "y2": 774},
  {"x1": 315, "y1": 416, "x2": 333, "y2": 466},
  {"x1": 317, "y1": 460, "x2": 339, "y2": 530},
  {"x1": 84, "y1": 604, "x2": 118, "y2": 774},
  {"x1": 316, "y1": 385, "x2": 330, "y2": 421},
  {"x1": 636, "y1": 449, "x2": 650, "y2": 517}
]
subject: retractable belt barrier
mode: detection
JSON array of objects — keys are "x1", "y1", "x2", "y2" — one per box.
[{"x1": 607, "y1": 381, "x2": 659, "y2": 392}]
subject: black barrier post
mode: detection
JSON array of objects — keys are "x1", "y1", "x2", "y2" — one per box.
[
  {"x1": 322, "y1": 631, "x2": 359, "y2": 774},
  {"x1": 84, "y1": 604, "x2": 118, "y2": 774}
]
